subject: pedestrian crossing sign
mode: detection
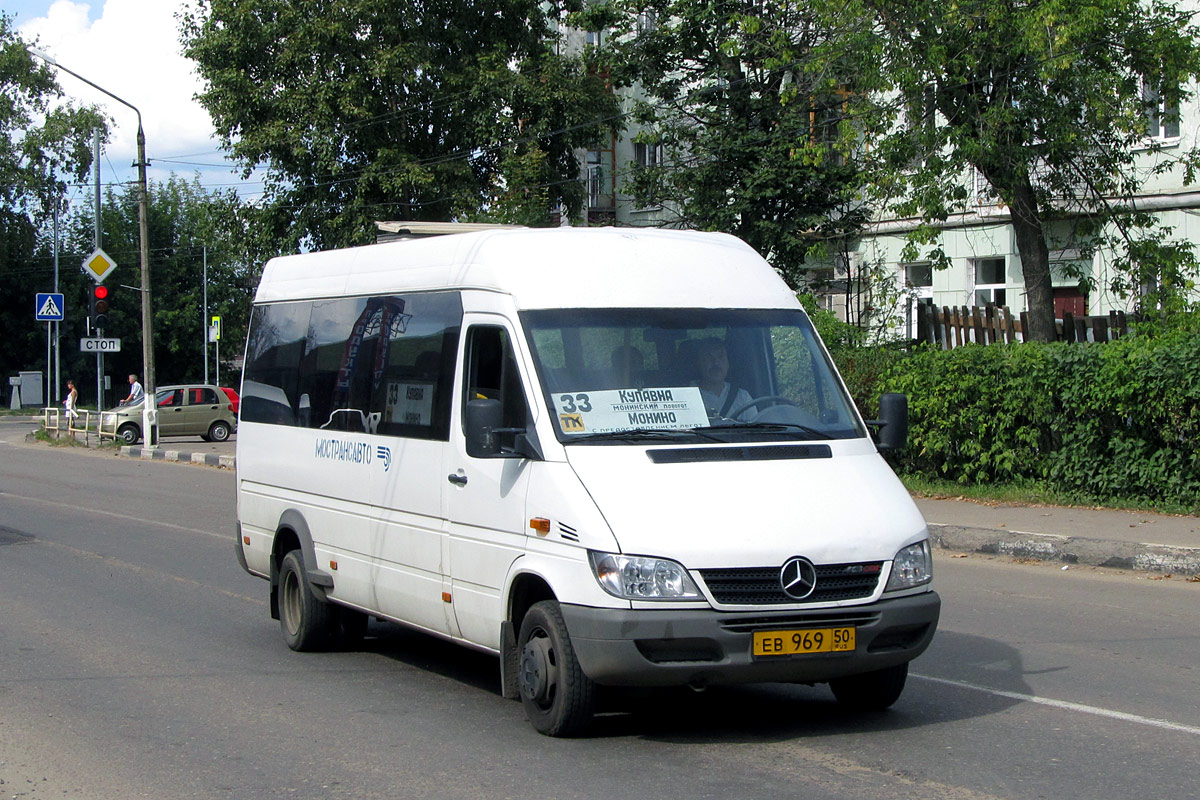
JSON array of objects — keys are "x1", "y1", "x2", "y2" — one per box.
[{"x1": 35, "y1": 292, "x2": 65, "y2": 322}]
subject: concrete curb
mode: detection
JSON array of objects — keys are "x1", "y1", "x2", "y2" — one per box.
[
  {"x1": 930, "y1": 523, "x2": 1200, "y2": 575},
  {"x1": 120, "y1": 445, "x2": 235, "y2": 470}
]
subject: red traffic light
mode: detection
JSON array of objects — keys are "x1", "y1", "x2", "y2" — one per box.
[{"x1": 94, "y1": 285, "x2": 109, "y2": 300}]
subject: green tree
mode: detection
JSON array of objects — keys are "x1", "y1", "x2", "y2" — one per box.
[
  {"x1": 846, "y1": 0, "x2": 1200, "y2": 340},
  {"x1": 586, "y1": 0, "x2": 875, "y2": 286},
  {"x1": 56, "y1": 176, "x2": 264, "y2": 397},
  {"x1": 180, "y1": 0, "x2": 621, "y2": 250},
  {"x1": 1, "y1": 14, "x2": 106, "y2": 399}
]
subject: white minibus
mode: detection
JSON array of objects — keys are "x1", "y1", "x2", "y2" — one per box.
[{"x1": 235, "y1": 227, "x2": 940, "y2": 736}]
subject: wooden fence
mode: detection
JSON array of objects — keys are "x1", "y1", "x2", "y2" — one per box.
[{"x1": 915, "y1": 303, "x2": 1128, "y2": 348}]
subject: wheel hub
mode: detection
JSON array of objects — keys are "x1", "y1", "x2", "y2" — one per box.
[{"x1": 519, "y1": 636, "x2": 554, "y2": 704}]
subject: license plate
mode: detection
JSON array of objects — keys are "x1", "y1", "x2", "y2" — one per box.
[{"x1": 752, "y1": 627, "x2": 855, "y2": 657}]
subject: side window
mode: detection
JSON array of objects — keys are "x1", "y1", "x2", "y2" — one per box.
[
  {"x1": 240, "y1": 292, "x2": 462, "y2": 438},
  {"x1": 242, "y1": 301, "x2": 310, "y2": 426},
  {"x1": 157, "y1": 389, "x2": 183, "y2": 408},
  {"x1": 192, "y1": 388, "x2": 219, "y2": 405},
  {"x1": 464, "y1": 325, "x2": 528, "y2": 434}
]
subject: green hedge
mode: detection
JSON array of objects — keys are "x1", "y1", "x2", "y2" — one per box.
[{"x1": 833, "y1": 333, "x2": 1200, "y2": 509}]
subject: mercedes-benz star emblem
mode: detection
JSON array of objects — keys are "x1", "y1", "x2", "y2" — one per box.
[{"x1": 779, "y1": 556, "x2": 818, "y2": 600}]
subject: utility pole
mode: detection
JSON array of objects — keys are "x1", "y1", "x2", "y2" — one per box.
[
  {"x1": 202, "y1": 245, "x2": 208, "y2": 386},
  {"x1": 94, "y1": 129, "x2": 103, "y2": 409}
]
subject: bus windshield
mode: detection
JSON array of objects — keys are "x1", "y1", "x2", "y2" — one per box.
[{"x1": 521, "y1": 308, "x2": 865, "y2": 444}]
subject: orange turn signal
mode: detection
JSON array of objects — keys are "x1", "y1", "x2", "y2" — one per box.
[
  {"x1": 529, "y1": 517, "x2": 551, "y2": 535},
  {"x1": 442, "y1": 592, "x2": 452, "y2": 603},
  {"x1": 329, "y1": 560, "x2": 338, "y2": 571}
]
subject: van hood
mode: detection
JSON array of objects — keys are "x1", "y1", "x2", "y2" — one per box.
[{"x1": 565, "y1": 442, "x2": 926, "y2": 570}]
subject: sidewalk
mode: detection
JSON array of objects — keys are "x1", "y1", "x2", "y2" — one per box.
[
  {"x1": 916, "y1": 497, "x2": 1200, "y2": 575},
  {"x1": 107, "y1": 435, "x2": 1200, "y2": 577}
]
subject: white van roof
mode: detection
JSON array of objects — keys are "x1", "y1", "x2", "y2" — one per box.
[{"x1": 254, "y1": 228, "x2": 799, "y2": 310}]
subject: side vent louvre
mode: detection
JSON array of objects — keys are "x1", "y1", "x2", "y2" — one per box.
[{"x1": 558, "y1": 523, "x2": 580, "y2": 543}]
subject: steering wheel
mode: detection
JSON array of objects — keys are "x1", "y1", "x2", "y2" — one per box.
[{"x1": 726, "y1": 395, "x2": 798, "y2": 419}]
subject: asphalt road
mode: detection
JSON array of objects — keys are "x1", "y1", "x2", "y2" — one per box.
[{"x1": 1, "y1": 428, "x2": 1197, "y2": 799}]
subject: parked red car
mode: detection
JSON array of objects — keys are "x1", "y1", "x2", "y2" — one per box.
[{"x1": 220, "y1": 386, "x2": 240, "y2": 415}]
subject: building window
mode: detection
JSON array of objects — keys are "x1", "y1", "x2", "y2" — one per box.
[
  {"x1": 586, "y1": 30, "x2": 603, "y2": 47},
  {"x1": 1143, "y1": 80, "x2": 1181, "y2": 140},
  {"x1": 973, "y1": 257, "x2": 1006, "y2": 307},
  {"x1": 904, "y1": 262, "x2": 934, "y2": 338},
  {"x1": 905, "y1": 262, "x2": 933, "y2": 290},
  {"x1": 586, "y1": 148, "x2": 613, "y2": 209},
  {"x1": 634, "y1": 142, "x2": 663, "y2": 169}
]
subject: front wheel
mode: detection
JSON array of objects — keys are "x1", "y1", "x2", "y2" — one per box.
[
  {"x1": 117, "y1": 423, "x2": 140, "y2": 445},
  {"x1": 829, "y1": 663, "x2": 908, "y2": 711},
  {"x1": 278, "y1": 550, "x2": 336, "y2": 651},
  {"x1": 517, "y1": 600, "x2": 595, "y2": 736}
]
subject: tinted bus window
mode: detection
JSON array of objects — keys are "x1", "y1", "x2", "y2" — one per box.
[{"x1": 242, "y1": 292, "x2": 462, "y2": 440}]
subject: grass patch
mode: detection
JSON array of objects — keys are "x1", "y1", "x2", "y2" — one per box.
[
  {"x1": 32, "y1": 428, "x2": 90, "y2": 447},
  {"x1": 899, "y1": 472, "x2": 1200, "y2": 517}
]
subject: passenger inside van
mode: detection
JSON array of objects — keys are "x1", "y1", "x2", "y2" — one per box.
[{"x1": 610, "y1": 345, "x2": 646, "y2": 388}]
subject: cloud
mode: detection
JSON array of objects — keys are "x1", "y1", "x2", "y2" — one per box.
[{"x1": 19, "y1": 1, "x2": 226, "y2": 184}]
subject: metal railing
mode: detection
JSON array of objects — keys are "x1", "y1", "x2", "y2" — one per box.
[{"x1": 41, "y1": 407, "x2": 120, "y2": 444}]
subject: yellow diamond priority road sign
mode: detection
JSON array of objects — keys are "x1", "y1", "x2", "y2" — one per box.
[{"x1": 82, "y1": 248, "x2": 117, "y2": 283}]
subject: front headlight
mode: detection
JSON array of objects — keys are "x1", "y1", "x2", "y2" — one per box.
[
  {"x1": 588, "y1": 551, "x2": 702, "y2": 600},
  {"x1": 885, "y1": 539, "x2": 933, "y2": 591}
]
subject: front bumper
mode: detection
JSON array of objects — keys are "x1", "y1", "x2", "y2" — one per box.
[{"x1": 561, "y1": 590, "x2": 940, "y2": 687}]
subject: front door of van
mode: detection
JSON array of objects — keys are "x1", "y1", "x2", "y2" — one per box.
[{"x1": 443, "y1": 317, "x2": 533, "y2": 650}]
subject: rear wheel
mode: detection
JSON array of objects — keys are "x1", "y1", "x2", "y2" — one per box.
[
  {"x1": 117, "y1": 423, "x2": 140, "y2": 445},
  {"x1": 278, "y1": 550, "x2": 336, "y2": 651},
  {"x1": 829, "y1": 663, "x2": 908, "y2": 711},
  {"x1": 208, "y1": 420, "x2": 231, "y2": 442},
  {"x1": 517, "y1": 600, "x2": 595, "y2": 736}
]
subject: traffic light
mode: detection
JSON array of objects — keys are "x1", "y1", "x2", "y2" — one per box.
[{"x1": 91, "y1": 284, "x2": 110, "y2": 331}]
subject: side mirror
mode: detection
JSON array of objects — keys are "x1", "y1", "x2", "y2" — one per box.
[
  {"x1": 466, "y1": 397, "x2": 544, "y2": 460},
  {"x1": 466, "y1": 398, "x2": 503, "y2": 458},
  {"x1": 869, "y1": 392, "x2": 908, "y2": 452}
]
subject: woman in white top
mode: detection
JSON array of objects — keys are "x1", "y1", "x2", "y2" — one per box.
[{"x1": 64, "y1": 379, "x2": 79, "y2": 436}]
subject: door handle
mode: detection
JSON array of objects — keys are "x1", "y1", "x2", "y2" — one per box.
[{"x1": 447, "y1": 473, "x2": 468, "y2": 486}]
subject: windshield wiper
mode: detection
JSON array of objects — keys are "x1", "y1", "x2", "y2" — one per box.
[{"x1": 693, "y1": 422, "x2": 834, "y2": 440}]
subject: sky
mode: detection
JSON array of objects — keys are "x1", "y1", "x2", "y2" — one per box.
[{"x1": 6, "y1": 0, "x2": 262, "y2": 206}]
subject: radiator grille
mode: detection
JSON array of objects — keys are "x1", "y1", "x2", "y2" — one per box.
[{"x1": 699, "y1": 562, "x2": 883, "y2": 605}]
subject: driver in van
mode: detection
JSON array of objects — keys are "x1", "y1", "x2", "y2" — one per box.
[{"x1": 693, "y1": 338, "x2": 755, "y2": 422}]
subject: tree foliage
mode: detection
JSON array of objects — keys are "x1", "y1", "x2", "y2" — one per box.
[
  {"x1": 585, "y1": 0, "x2": 875, "y2": 286},
  {"x1": 54, "y1": 176, "x2": 269, "y2": 398},
  {"x1": 180, "y1": 0, "x2": 621, "y2": 250},
  {"x1": 844, "y1": 0, "x2": 1200, "y2": 340}
]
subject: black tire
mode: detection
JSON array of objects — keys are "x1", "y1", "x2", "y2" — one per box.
[
  {"x1": 278, "y1": 549, "x2": 336, "y2": 651},
  {"x1": 829, "y1": 663, "x2": 909, "y2": 711},
  {"x1": 208, "y1": 420, "x2": 231, "y2": 442},
  {"x1": 516, "y1": 600, "x2": 595, "y2": 736},
  {"x1": 117, "y1": 423, "x2": 140, "y2": 445}
]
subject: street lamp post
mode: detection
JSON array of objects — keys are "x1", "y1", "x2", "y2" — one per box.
[{"x1": 28, "y1": 48, "x2": 157, "y2": 446}]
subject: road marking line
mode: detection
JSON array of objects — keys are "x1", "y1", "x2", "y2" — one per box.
[
  {"x1": 4, "y1": 492, "x2": 227, "y2": 540},
  {"x1": 913, "y1": 673, "x2": 1200, "y2": 736}
]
